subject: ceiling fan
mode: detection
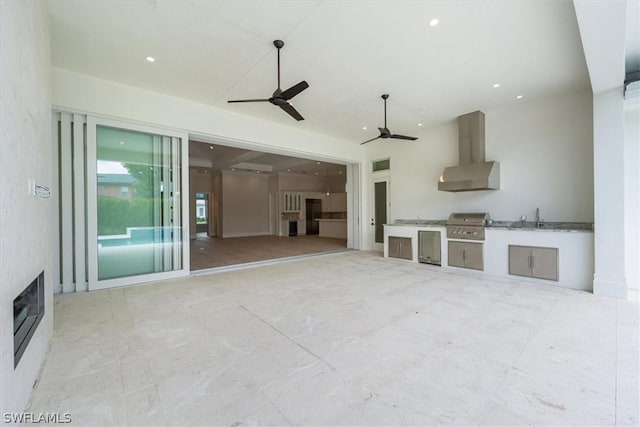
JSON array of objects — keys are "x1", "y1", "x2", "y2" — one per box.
[
  {"x1": 361, "y1": 94, "x2": 418, "y2": 145},
  {"x1": 227, "y1": 40, "x2": 309, "y2": 121}
]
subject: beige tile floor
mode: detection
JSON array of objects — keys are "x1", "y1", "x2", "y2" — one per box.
[{"x1": 29, "y1": 252, "x2": 639, "y2": 426}]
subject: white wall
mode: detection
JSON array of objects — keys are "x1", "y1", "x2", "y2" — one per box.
[
  {"x1": 363, "y1": 90, "x2": 594, "y2": 230},
  {"x1": 624, "y1": 107, "x2": 639, "y2": 293},
  {"x1": 278, "y1": 172, "x2": 344, "y2": 193},
  {"x1": 0, "y1": 1, "x2": 52, "y2": 414},
  {"x1": 53, "y1": 69, "x2": 366, "y2": 247},
  {"x1": 52, "y1": 68, "x2": 362, "y2": 164},
  {"x1": 221, "y1": 170, "x2": 269, "y2": 237}
]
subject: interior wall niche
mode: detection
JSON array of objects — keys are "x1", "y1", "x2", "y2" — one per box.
[{"x1": 13, "y1": 271, "x2": 45, "y2": 368}]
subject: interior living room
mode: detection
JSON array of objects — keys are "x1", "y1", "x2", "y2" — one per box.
[
  {"x1": 188, "y1": 140, "x2": 349, "y2": 270},
  {"x1": 1, "y1": 1, "x2": 638, "y2": 426}
]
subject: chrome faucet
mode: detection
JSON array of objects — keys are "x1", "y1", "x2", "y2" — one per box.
[{"x1": 536, "y1": 208, "x2": 540, "y2": 228}]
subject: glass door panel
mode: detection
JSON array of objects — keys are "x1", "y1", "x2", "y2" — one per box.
[
  {"x1": 96, "y1": 125, "x2": 182, "y2": 280},
  {"x1": 374, "y1": 181, "x2": 387, "y2": 244}
]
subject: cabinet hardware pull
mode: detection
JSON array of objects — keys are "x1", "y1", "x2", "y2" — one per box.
[
  {"x1": 462, "y1": 249, "x2": 466, "y2": 261},
  {"x1": 531, "y1": 255, "x2": 535, "y2": 268}
]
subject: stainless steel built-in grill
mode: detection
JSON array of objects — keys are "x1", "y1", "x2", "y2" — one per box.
[
  {"x1": 446, "y1": 212, "x2": 488, "y2": 240},
  {"x1": 446, "y1": 212, "x2": 488, "y2": 271}
]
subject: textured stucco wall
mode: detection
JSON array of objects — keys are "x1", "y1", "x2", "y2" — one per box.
[{"x1": 0, "y1": 0, "x2": 53, "y2": 414}]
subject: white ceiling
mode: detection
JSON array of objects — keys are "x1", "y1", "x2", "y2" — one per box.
[
  {"x1": 49, "y1": 0, "x2": 593, "y2": 143},
  {"x1": 190, "y1": 140, "x2": 346, "y2": 177}
]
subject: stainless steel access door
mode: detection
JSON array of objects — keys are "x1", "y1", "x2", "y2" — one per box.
[{"x1": 418, "y1": 231, "x2": 441, "y2": 265}]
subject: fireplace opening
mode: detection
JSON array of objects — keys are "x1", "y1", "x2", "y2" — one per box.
[
  {"x1": 288, "y1": 220, "x2": 298, "y2": 236},
  {"x1": 14, "y1": 271, "x2": 45, "y2": 368}
]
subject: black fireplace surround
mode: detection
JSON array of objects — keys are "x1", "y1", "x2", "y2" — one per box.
[{"x1": 13, "y1": 271, "x2": 45, "y2": 368}]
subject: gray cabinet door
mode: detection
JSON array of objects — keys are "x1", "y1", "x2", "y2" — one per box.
[
  {"x1": 389, "y1": 237, "x2": 412, "y2": 260},
  {"x1": 388, "y1": 237, "x2": 401, "y2": 258},
  {"x1": 509, "y1": 245, "x2": 533, "y2": 278},
  {"x1": 464, "y1": 242, "x2": 484, "y2": 271},
  {"x1": 531, "y1": 247, "x2": 559, "y2": 281},
  {"x1": 448, "y1": 241, "x2": 465, "y2": 268}
]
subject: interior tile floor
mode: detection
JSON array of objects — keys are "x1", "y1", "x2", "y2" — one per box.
[
  {"x1": 30, "y1": 252, "x2": 638, "y2": 426},
  {"x1": 190, "y1": 234, "x2": 347, "y2": 270}
]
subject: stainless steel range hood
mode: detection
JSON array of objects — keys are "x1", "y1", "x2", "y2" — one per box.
[{"x1": 438, "y1": 111, "x2": 500, "y2": 192}]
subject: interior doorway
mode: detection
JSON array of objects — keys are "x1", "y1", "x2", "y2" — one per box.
[
  {"x1": 305, "y1": 199, "x2": 322, "y2": 235},
  {"x1": 188, "y1": 140, "x2": 354, "y2": 271},
  {"x1": 372, "y1": 177, "x2": 390, "y2": 252},
  {"x1": 195, "y1": 193, "x2": 209, "y2": 235}
]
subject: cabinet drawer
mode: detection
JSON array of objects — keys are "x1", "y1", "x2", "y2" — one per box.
[
  {"x1": 509, "y1": 245, "x2": 533, "y2": 278},
  {"x1": 448, "y1": 241, "x2": 465, "y2": 268},
  {"x1": 464, "y1": 242, "x2": 484, "y2": 271},
  {"x1": 509, "y1": 245, "x2": 558, "y2": 281},
  {"x1": 531, "y1": 247, "x2": 559, "y2": 281},
  {"x1": 448, "y1": 241, "x2": 483, "y2": 270},
  {"x1": 389, "y1": 236, "x2": 412, "y2": 260}
]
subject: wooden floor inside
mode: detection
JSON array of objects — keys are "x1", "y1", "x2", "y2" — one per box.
[{"x1": 190, "y1": 234, "x2": 348, "y2": 270}]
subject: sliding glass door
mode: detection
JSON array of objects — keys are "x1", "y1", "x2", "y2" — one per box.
[{"x1": 87, "y1": 118, "x2": 189, "y2": 290}]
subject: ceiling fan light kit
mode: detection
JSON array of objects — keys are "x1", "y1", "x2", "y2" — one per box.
[
  {"x1": 227, "y1": 40, "x2": 309, "y2": 121},
  {"x1": 361, "y1": 94, "x2": 418, "y2": 145}
]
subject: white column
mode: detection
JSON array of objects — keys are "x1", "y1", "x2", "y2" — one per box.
[
  {"x1": 624, "y1": 106, "x2": 640, "y2": 297},
  {"x1": 593, "y1": 88, "x2": 627, "y2": 298}
]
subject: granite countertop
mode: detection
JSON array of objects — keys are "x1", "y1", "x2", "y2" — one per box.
[
  {"x1": 387, "y1": 219, "x2": 447, "y2": 226},
  {"x1": 486, "y1": 221, "x2": 593, "y2": 232},
  {"x1": 386, "y1": 219, "x2": 593, "y2": 232}
]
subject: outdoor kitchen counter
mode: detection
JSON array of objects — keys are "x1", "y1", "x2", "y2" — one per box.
[
  {"x1": 384, "y1": 222, "x2": 594, "y2": 291},
  {"x1": 390, "y1": 219, "x2": 448, "y2": 226},
  {"x1": 390, "y1": 219, "x2": 592, "y2": 232}
]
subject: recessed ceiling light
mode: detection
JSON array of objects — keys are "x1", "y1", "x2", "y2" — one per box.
[
  {"x1": 362, "y1": 126, "x2": 367, "y2": 130},
  {"x1": 119, "y1": 141, "x2": 125, "y2": 145},
  {"x1": 146, "y1": 56, "x2": 155, "y2": 63},
  {"x1": 418, "y1": 123, "x2": 423, "y2": 127},
  {"x1": 493, "y1": 83, "x2": 500, "y2": 88},
  {"x1": 516, "y1": 95, "x2": 523, "y2": 99},
  {"x1": 209, "y1": 146, "x2": 214, "y2": 150},
  {"x1": 429, "y1": 18, "x2": 439, "y2": 26}
]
